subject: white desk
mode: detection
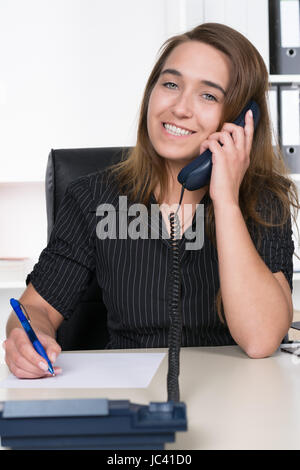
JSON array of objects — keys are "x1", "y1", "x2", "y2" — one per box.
[{"x1": 1, "y1": 346, "x2": 300, "y2": 450}]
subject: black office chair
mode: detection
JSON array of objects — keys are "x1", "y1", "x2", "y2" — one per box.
[{"x1": 45, "y1": 147, "x2": 129, "y2": 351}]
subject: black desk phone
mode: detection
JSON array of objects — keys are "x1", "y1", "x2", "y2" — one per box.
[{"x1": 177, "y1": 100, "x2": 261, "y2": 191}]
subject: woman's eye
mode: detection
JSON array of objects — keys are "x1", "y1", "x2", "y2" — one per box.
[
  {"x1": 163, "y1": 82, "x2": 178, "y2": 90},
  {"x1": 202, "y1": 93, "x2": 217, "y2": 102}
]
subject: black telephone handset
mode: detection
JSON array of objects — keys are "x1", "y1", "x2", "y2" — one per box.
[{"x1": 177, "y1": 100, "x2": 261, "y2": 191}]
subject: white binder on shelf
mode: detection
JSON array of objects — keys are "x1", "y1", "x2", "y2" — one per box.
[
  {"x1": 279, "y1": 84, "x2": 300, "y2": 172},
  {"x1": 269, "y1": 0, "x2": 300, "y2": 74}
]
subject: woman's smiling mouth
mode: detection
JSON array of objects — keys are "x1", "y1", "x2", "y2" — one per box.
[{"x1": 162, "y1": 122, "x2": 196, "y2": 137}]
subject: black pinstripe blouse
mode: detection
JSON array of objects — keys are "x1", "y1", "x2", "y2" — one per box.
[{"x1": 27, "y1": 170, "x2": 294, "y2": 349}]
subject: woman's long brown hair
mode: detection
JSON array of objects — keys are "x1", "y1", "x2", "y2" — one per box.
[{"x1": 108, "y1": 23, "x2": 299, "y2": 322}]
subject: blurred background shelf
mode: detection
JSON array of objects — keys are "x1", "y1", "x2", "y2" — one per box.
[
  {"x1": 269, "y1": 74, "x2": 300, "y2": 83},
  {"x1": 0, "y1": 282, "x2": 26, "y2": 289}
]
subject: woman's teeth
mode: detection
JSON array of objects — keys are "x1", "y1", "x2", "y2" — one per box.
[{"x1": 163, "y1": 123, "x2": 193, "y2": 136}]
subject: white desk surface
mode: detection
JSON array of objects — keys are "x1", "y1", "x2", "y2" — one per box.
[{"x1": 1, "y1": 345, "x2": 300, "y2": 450}]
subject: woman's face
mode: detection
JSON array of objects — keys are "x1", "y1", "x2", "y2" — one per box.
[{"x1": 147, "y1": 40, "x2": 231, "y2": 166}]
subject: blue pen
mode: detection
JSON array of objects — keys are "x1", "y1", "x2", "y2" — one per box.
[{"x1": 10, "y1": 298, "x2": 55, "y2": 376}]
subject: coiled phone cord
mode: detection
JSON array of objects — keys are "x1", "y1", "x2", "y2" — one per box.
[{"x1": 167, "y1": 186, "x2": 185, "y2": 402}]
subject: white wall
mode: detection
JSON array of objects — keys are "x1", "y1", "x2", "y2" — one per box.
[
  {"x1": 0, "y1": 0, "x2": 167, "y2": 182},
  {"x1": 202, "y1": 0, "x2": 269, "y2": 69}
]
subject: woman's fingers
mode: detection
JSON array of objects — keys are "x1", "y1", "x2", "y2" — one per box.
[{"x1": 4, "y1": 327, "x2": 62, "y2": 379}]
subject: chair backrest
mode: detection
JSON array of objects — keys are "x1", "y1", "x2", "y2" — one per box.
[{"x1": 45, "y1": 147, "x2": 128, "y2": 350}]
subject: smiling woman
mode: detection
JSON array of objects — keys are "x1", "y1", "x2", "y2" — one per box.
[
  {"x1": 146, "y1": 41, "x2": 230, "y2": 170},
  {"x1": 4, "y1": 23, "x2": 300, "y2": 381}
]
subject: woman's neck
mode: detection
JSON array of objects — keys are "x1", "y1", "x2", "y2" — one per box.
[
  {"x1": 155, "y1": 159, "x2": 208, "y2": 206},
  {"x1": 154, "y1": 178, "x2": 208, "y2": 207}
]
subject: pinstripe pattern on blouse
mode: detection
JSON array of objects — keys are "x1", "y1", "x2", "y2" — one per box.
[{"x1": 27, "y1": 171, "x2": 294, "y2": 349}]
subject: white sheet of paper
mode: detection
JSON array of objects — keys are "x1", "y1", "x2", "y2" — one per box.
[{"x1": 0, "y1": 352, "x2": 166, "y2": 388}]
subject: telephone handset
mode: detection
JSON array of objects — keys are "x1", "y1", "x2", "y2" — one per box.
[{"x1": 177, "y1": 100, "x2": 261, "y2": 191}]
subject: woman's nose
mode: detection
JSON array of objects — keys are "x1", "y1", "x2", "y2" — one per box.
[{"x1": 171, "y1": 92, "x2": 193, "y2": 118}]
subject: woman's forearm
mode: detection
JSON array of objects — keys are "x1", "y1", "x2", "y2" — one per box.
[{"x1": 214, "y1": 202, "x2": 292, "y2": 358}]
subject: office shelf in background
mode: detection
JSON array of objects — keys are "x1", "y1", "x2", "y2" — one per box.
[
  {"x1": 269, "y1": 74, "x2": 300, "y2": 83},
  {"x1": 0, "y1": 282, "x2": 26, "y2": 289}
]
